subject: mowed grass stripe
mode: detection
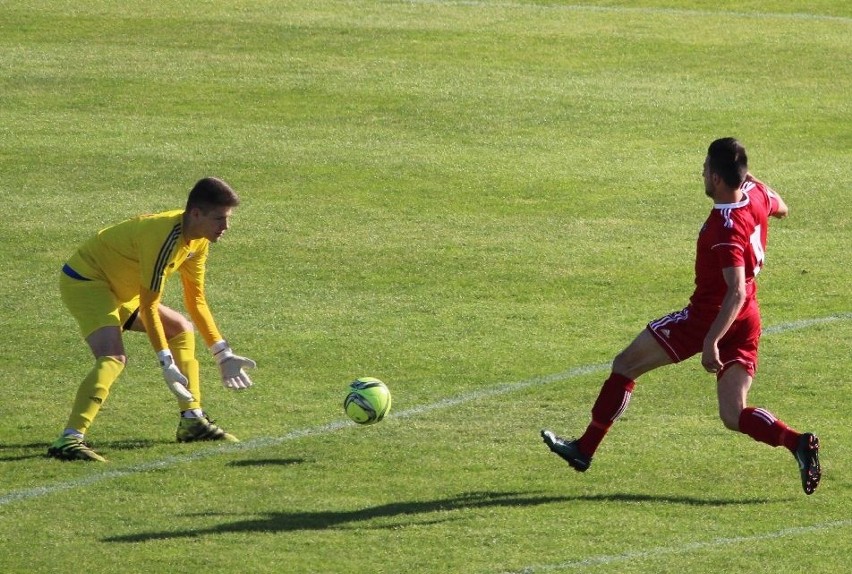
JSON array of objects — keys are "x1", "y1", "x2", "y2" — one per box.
[
  {"x1": 1, "y1": 312, "x2": 847, "y2": 508},
  {"x1": 403, "y1": 0, "x2": 852, "y2": 23}
]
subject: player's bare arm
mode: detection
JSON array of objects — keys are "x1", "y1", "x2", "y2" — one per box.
[
  {"x1": 701, "y1": 265, "x2": 747, "y2": 373},
  {"x1": 770, "y1": 191, "x2": 789, "y2": 219}
]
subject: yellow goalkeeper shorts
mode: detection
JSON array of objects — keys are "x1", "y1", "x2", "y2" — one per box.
[{"x1": 60, "y1": 264, "x2": 140, "y2": 338}]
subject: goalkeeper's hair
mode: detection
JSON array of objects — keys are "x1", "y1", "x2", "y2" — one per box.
[
  {"x1": 186, "y1": 177, "x2": 240, "y2": 213},
  {"x1": 707, "y1": 138, "x2": 748, "y2": 188}
]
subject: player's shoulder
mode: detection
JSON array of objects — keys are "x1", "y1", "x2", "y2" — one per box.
[
  {"x1": 118, "y1": 210, "x2": 182, "y2": 251},
  {"x1": 743, "y1": 180, "x2": 773, "y2": 206},
  {"x1": 132, "y1": 210, "x2": 184, "y2": 233},
  {"x1": 136, "y1": 209, "x2": 183, "y2": 223}
]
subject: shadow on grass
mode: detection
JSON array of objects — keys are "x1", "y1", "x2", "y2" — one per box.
[
  {"x1": 0, "y1": 438, "x2": 174, "y2": 462},
  {"x1": 103, "y1": 490, "x2": 774, "y2": 543},
  {"x1": 0, "y1": 443, "x2": 52, "y2": 462},
  {"x1": 104, "y1": 491, "x2": 567, "y2": 541},
  {"x1": 227, "y1": 458, "x2": 307, "y2": 468},
  {"x1": 97, "y1": 438, "x2": 173, "y2": 451},
  {"x1": 2, "y1": 441, "x2": 308, "y2": 464},
  {"x1": 573, "y1": 493, "x2": 776, "y2": 506}
]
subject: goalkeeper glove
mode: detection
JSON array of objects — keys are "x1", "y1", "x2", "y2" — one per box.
[
  {"x1": 158, "y1": 350, "x2": 195, "y2": 401},
  {"x1": 211, "y1": 341, "x2": 256, "y2": 390}
]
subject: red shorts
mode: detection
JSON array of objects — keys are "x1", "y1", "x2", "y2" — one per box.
[{"x1": 647, "y1": 306, "x2": 761, "y2": 377}]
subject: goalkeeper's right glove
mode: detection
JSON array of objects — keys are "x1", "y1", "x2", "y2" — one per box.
[{"x1": 158, "y1": 350, "x2": 195, "y2": 402}]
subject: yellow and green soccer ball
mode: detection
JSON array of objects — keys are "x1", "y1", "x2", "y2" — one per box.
[{"x1": 344, "y1": 377, "x2": 392, "y2": 425}]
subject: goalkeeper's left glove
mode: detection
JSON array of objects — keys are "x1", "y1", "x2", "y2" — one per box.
[{"x1": 210, "y1": 340, "x2": 256, "y2": 390}]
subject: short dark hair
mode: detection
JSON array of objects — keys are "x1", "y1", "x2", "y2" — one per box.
[
  {"x1": 186, "y1": 177, "x2": 240, "y2": 212},
  {"x1": 707, "y1": 138, "x2": 748, "y2": 188}
]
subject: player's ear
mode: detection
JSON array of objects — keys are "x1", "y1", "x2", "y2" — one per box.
[{"x1": 711, "y1": 172, "x2": 722, "y2": 188}]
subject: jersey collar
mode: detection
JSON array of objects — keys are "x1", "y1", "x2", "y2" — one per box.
[{"x1": 714, "y1": 193, "x2": 750, "y2": 210}]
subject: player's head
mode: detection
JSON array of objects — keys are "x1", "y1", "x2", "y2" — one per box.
[
  {"x1": 186, "y1": 177, "x2": 240, "y2": 213},
  {"x1": 704, "y1": 138, "x2": 748, "y2": 197},
  {"x1": 184, "y1": 177, "x2": 240, "y2": 242}
]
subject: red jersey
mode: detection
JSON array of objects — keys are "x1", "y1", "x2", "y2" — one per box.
[{"x1": 689, "y1": 181, "x2": 781, "y2": 319}]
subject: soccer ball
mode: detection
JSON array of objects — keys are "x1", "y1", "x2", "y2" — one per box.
[{"x1": 344, "y1": 377, "x2": 392, "y2": 425}]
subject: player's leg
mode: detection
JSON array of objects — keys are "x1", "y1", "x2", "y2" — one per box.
[
  {"x1": 127, "y1": 304, "x2": 237, "y2": 442},
  {"x1": 542, "y1": 328, "x2": 674, "y2": 471},
  {"x1": 126, "y1": 304, "x2": 200, "y2": 411},
  {"x1": 611, "y1": 327, "x2": 676, "y2": 378},
  {"x1": 50, "y1": 276, "x2": 127, "y2": 462},
  {"x1": 717, "y1": 365, "x2": 820, "y2": 494},
  {"x1": 580, "y1": 329, "x2": 673, "y2": 454},
  {"x1": 717, "y1": 316, "x2": 820, "y2": 494},
  {"x1": 716, "y1": 364, "x2": 754, "y2": 432},
  {"x1": 715, "y1": 316, "x2": 799, "y2": 445},
  {"x1": 63, "y1": 326, "x2": 127, "y2": 434}
]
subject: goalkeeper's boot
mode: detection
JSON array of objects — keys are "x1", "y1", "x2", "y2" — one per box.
[
  {"x1": 794, "y1": 432, "x2": 821, "y2": 495},
  {"x1": 176, "y1": 413, "x2": 239, "y2": 443},
  {"x1": 47, "y1": 435, "x2": 107, "y2": 462},
  {"x1": 541, "y1": 430, "x2": 591, "y2": 472}
]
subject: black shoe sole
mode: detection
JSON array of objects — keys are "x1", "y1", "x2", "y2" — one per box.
[{"x1": 798, "y1": 433, "x2": 821, "y2": 495}]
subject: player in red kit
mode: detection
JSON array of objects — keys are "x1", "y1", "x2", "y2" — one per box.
[{"x1": 542, "y1": 138, "x2": 821, "y2": 495}]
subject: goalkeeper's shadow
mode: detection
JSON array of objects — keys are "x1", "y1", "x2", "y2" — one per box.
[{"x1": 0, "y1": 438, "x2": 172, "y2": 462}]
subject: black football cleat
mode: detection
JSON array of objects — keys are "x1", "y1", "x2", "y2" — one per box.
[
  {"x1": 541, "y1": 430, "x2": 592, "y2": 472},
  {"x1": 794, "y1": 432, "x2": 821, "y2": 495}
]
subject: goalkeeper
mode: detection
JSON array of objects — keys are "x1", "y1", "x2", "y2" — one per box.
[{"x1": 48, "y1": 177, "x2": 256, "y2": 462}]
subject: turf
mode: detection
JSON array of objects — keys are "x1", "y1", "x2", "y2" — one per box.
[{"x1": 0, "y1": 1, "x2": 849, "y2": 572}]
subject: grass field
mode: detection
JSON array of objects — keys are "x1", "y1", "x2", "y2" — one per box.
[{"x1": 0, "y1": 1, "x2": 850, "y2": 572}]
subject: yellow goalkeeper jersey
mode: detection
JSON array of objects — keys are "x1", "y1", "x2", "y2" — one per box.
[{"x1": 66, "y1": 210, "x2": 222, "y2": 351}]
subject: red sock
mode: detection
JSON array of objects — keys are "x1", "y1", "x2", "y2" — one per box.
[
  {"x1": 738, "y1": 407, "x2": 800, "y2": 451},
  {"x1": 578, "y1": 373, "x2": 636, "y2": 457}
]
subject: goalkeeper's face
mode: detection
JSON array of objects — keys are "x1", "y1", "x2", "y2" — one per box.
[{"x1": 187, "y1": 205, "x2": 233, "y2": 242}]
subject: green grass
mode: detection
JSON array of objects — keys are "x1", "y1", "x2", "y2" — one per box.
[{"x1": 0, "y1": 1, "x2": 849, "y2": 572}]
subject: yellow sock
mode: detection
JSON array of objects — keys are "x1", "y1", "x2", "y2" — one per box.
[
  {"x1": 169, "y1": 331, "x2": 201, "y2": 412},
  {"x1": 65, "y1": 356, "x2": 125, "y2": 434}
]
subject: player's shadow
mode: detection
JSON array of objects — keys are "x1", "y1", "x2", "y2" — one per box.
[
  {"x1": 227, "y1": 458, "x2": 307, "y2": 467},
  {"x1": 104, "y1": 491, "x2": 571, "y2": 542},
  {"x1": 103, "y1": 490, "x2": 773, "y2": 543},
  {"x1": 97, "y1": 438, "x2": 173, "y2": 451},
  {"x1": 0, "y1": 438, "x2": 175, "y2": 462},
  {"x1": 0, "y1": 443, "x2": 51, "y2": 462},
  {"x1": 573, "y1": 493, "x2": 776, "y2": 506}
]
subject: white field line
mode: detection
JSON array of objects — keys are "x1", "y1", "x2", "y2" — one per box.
[
  {"x1": 402, "y1": 0, "x2": 852, "y2": 24},
  {"x1": 0, "y1": 312, "x2": 849, "y2": 507},
  {"x1": 507, "y1": 519, "x2": 852, "y2": 573}
]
